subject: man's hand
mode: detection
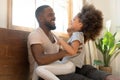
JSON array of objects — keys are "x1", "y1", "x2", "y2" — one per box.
[{"x1": 77, "y1": 45, "x2": 83, "y2": 53}]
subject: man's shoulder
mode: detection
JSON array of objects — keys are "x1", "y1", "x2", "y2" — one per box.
[
  {"x1": 28, "y1": 29, "x2": 40, "y2": 42},
  {"x1": 29, "y1": 28, "x2": 42, "y2": 36}
]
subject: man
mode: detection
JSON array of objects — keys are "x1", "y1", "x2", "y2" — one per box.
[{"x1": 27, "y1": 5, "x2": 119, "y2": 80}]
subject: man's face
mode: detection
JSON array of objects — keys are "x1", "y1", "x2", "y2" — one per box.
[{"x1": 43, "y1": 7, "x2": 56, "y2": 30}]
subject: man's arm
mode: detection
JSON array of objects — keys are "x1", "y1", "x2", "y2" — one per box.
[{"x1": 31, "y1": 44, "x2": 68, "y2": 65}]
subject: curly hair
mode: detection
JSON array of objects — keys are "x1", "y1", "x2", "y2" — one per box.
[{"x1": 78, "y1": 4, "x2": 103, "y2": 43}]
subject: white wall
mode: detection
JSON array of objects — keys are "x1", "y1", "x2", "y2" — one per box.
[
  {"x1": 0, "y1": 0, "x2": 7, "y2": 28},
  {"x1": 89, "y1": 0, "x2": 120, "y2": 33},
  {"x1": 86, "y1": 0, "x2": 111, "y2": 28},
  {"x1": 109, "y1": 0, "x2": 120, "y2": 33}
]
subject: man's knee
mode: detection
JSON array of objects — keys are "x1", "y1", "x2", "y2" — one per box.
[
  {"x1": 79, "y1": 65, "x2": 97, "y2": 75},
  {"x1": 80, "y1": 65, "x2": 111, "y2": 80},
  {"x1": 57, "y1": 73, "x2": 93, "y2": 80}
]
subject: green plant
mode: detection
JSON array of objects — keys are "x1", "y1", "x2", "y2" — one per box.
[{"x1": 94, "y1": 31, "x2": 120, "y2": 67}]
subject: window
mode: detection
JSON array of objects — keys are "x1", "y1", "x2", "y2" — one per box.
[
  {"x1": 12, "y1": 0, "x2": 35, "y2": 28},
  {"x1": 8, "y1": 0, "x2": 83, "y2": 32}
]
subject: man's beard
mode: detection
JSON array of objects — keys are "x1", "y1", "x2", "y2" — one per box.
[{"x1": 46, "y1": 22, "x2": 56, "y2": 30}]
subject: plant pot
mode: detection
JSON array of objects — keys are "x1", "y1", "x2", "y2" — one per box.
[{"x1": 99, "y1": 66, "x2": 112, "y2": 73}]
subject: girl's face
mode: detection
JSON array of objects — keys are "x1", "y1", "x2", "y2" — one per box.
[{"x1": 70, "y1": 15, "x2": 83, "y2": 32}]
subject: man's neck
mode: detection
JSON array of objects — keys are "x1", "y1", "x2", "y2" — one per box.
[
  {"x1": 40, "y1": 26, "x2": 55, "y2": 43},
  {"x1": 40, "y1": 24, "x2": 50, "y2": 36}
]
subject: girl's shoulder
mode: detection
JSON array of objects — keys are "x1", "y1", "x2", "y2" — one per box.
[{"x1": 72, "y1": 31, "x2": 83, "y2": 36}]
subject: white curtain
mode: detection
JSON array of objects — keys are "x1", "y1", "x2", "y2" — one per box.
[
  {"x1": 109, "y1": 0, "x2": 120, "y2": 76},
  {"x1": 110, "y1": 32, "x2": 120, "y2": 76},
  {"x1": 84, "y1": 40, "x2": 99, "y2": 68}
]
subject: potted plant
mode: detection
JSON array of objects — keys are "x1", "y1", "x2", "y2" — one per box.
[{"x1": 94, "y1": 31, "x2": 120, "y2": 73}]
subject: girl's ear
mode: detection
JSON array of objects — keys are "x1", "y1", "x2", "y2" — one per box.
[{"x1": 79, "y1": 22, "x2": 83, "y2": 27}]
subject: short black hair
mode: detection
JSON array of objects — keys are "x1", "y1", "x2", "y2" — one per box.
[{"x1": 35, "y1": 5, "x2": 50, "y2": 21}]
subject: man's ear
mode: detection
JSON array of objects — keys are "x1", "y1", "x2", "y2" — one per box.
[{"x1": 38, "y1": 15, "x2": 44, "y2": 23}]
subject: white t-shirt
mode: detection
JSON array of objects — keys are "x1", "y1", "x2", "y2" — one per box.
[
  {"x1": 27, "y1": 27, "x2": 60, "y2": 79},
  {"x1": 62, "y1": 32, "x2": 85, "y2": 68}
]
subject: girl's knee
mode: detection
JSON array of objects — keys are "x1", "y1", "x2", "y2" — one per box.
[
  {"x1": 65, "y1": 61, "x2": 75, "y2": 72},
  {"x1": 35, "y1": 66, "x2": 45, "y2": 74}
]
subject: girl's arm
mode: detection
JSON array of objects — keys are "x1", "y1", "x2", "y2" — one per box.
[{"x1": 58, "y1": 38, "x2": 81, "y2": 55}]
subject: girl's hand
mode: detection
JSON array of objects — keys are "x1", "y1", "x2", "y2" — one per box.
[
  {"x1": 67, "y1": 27, "x2": 73, "y2": 37},
  {"x1": 67, "y1": 21, "x2": 74, "y2": 37}
]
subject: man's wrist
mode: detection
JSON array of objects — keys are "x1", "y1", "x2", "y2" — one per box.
[{"x1": 59, "y1": 49, "x2": 68, "y2": 57}]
